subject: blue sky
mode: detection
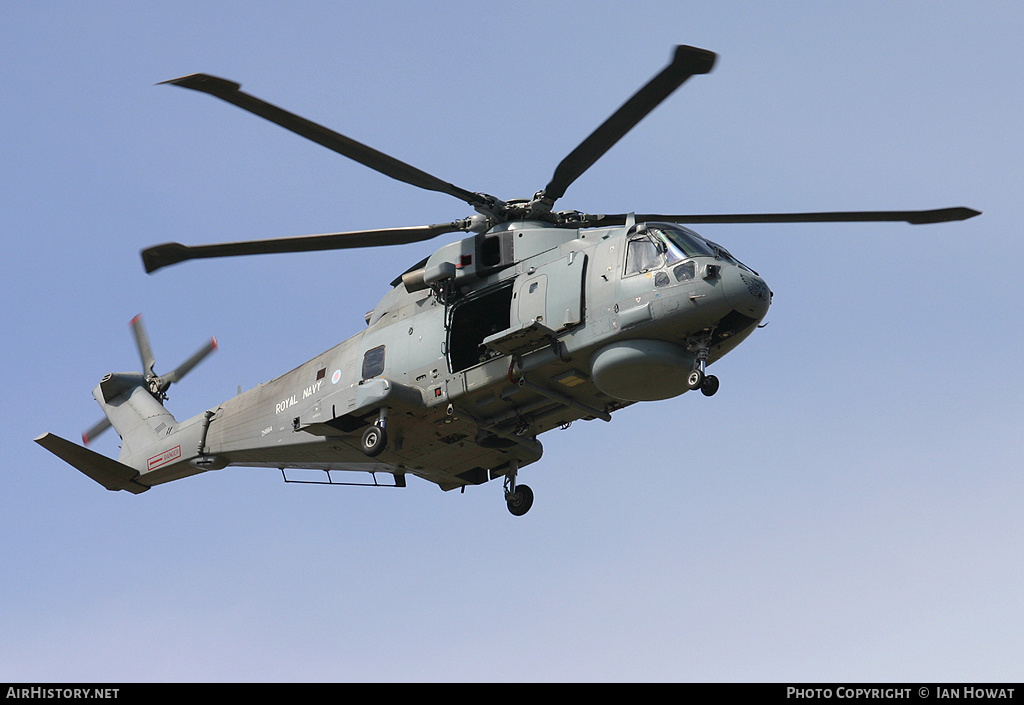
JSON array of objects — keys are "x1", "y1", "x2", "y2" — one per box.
[{"x1": 2, "y1": 1, "x2": 1022, "y2": 682}]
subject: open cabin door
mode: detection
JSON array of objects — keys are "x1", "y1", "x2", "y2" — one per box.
[
  {"x1": 446, "y1": 252, "x2": 588, "y2": 372},
  {"x1": 482, "y1": 252, "x2": 587, "y2": 358},
  {"x1": 447, "y1": 282, "x2": 514, "y2": 373}
]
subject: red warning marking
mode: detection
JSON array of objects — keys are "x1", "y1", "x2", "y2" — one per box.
[{"x1": 148, "y1": 445, "x2": 181, "y2": 471}]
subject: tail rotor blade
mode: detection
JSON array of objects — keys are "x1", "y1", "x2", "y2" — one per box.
[
  {"x1": 130, "y1": 314, "x2": 156, "y2": 376},
  {"x1": 82, "y1": 417, "x2": 111, "y2": 445},
  {"x1": 159, "y1": 337, "x2": 218, "y2": 388}
]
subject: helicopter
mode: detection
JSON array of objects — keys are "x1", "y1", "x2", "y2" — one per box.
[{"x1": 35, "y1": 45, "x2": 979, "y2": 516}]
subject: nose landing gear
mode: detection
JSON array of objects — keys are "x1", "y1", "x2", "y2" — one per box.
[
  {"x1": 686, "y1": 333, "x2": 720, "y2": 397},
  {"x1": 690, "y1": 371, "x2": 719, "y2": 396}
]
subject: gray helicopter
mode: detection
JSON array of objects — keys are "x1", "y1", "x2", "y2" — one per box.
[{"x1": 36, "y1": 46, "x2": 978, "y2": 515}]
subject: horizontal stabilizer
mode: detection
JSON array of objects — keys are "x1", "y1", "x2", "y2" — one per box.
[{"x1": 34, "y1": 432, "x2": 150, "y2": 494}]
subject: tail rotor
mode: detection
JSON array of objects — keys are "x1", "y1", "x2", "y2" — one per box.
[
  {"x1": 130, "y1": 314, "x2": 218, "y2": 401},
  {"x1": 82, "y1": 314, "x2": 217, "y2": 445}
]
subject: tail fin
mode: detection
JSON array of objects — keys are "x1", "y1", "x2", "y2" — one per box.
[
  {"x1": 36, "y1": 314, "x2": 216, "y2": 492},
  {"x1": 92, "y1": 374, "x2": 180, "y2": 461},
  {"x1": 36, "y1": 375, "x2": 178, "y2": 492}
]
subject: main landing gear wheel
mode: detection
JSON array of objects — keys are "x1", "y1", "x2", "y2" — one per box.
[
  {"x1": 701, "y1": 374, "x2": 720, "y2": 397},
  {"x1": 502, "y1": 459, "x2": 533, "y2": 516},
  {"x1": 687, "y1": 369, "x2": 705, "y2": 391},
  {"x1": 360, "y1": 424, "x2": 387, "y2": 457},
  {"x1": 506, "y1": 484, "x2": 534, "y2": 516}
]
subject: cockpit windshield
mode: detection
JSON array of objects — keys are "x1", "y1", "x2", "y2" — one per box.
[
  {"x1": 647, "y1": 224, "x2": 716, "y2": 263},
  {"x1": 624, "y1": 222, "x2": 757, "y2": 280},
  {"x1": 649, "y1": 223, "x2": 757, "y2": 274}
]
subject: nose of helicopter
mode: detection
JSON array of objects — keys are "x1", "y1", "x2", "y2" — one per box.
[{"x1": 720, "y1": 265, "x2": 771, "y2": 322}]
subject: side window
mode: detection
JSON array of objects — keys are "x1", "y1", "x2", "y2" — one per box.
[
  {"x1": 361, "y1": 345, "x2": 385, "y2": 379},
  {"x1": 624, "y1": 237, "x2": 662, "y2": 276}
]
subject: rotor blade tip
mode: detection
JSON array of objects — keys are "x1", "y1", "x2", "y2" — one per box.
[
  {"x1": 130, "y1": 314, "x2": 142, "y2": 326},
  {"x1": 211, "y1": 336, "x2": 219, "y2": 351},
  {"x1": 944, "y1": 207, "x2": 982, "y2": 222},
  {"x1": 81, "y1": 417, "x2": 111, "y2": 445},
  {"x1": 673, "y1": 45, "x2": 717, "y2": 74},
  {"x1": 157, "y1": 73, "x2": 202, "y2": 87},
  {"x1": 159, "y1": 73, "x2": 241, "y2": 94},
  {"x1": 908, "y1": 206, "x2": 983, "y2": 224},
  {"x1": 141, "y1": 243, "x2": 187, "y2": 274}
]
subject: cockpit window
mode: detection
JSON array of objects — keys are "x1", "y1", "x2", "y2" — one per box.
[
  {"x1": 673, "y1": 261, "x2": 695, "y2": 282},
  {"x1": 624, "y1": 223, "x2": 751, "y2": 280},
  {"x1": 703, "y1": 237, "x2": 757, "y2": 273},
  {"x1": 624, "y1": 237, "x2": 663, "y2": 276},
  {"x1": 649, "y1": 225, "x2": 716, "y2": 261},
  {"x1": 648, "y1": 224, "x2": 758, "y2": 274}
]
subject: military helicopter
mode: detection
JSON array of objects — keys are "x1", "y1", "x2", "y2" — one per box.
[{"x1": 35, "y1": 45, "x2": 978, "y2": 515}]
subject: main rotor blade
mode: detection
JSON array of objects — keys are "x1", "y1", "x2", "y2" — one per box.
[
  {"x1": 130, "y1": 314, "x2": 156, "y2": 376},
  {"x1": 142, "y1": 221, "x2": 471, "y2": 273},
  {"x1": 541, "y1": 45, "x2": 717, "y2": 204},
  {"x1": 589, "y1": 207, "x2": 981, "y2": 227},
  {"x1": 161, "y1": 74, "x2": 491, "y2": 210}
]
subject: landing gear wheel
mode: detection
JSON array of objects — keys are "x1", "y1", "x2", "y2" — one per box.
[
  {"x1": 687, "y1": 369, "x2": 705, "y2": 391},
  {"x1": 506, "y1": 484, "x2": 534, "y2": 516},
  {"x1": 360, "y1": 424, "x2": 387, "y2": 457},
  {"x1": 701, "y1": 374, "x2": 720, "y2": 397}
]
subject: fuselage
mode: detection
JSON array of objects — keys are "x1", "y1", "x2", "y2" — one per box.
[{"x1": 120, "y1": 220, "x2": 770, "y2": 491}]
